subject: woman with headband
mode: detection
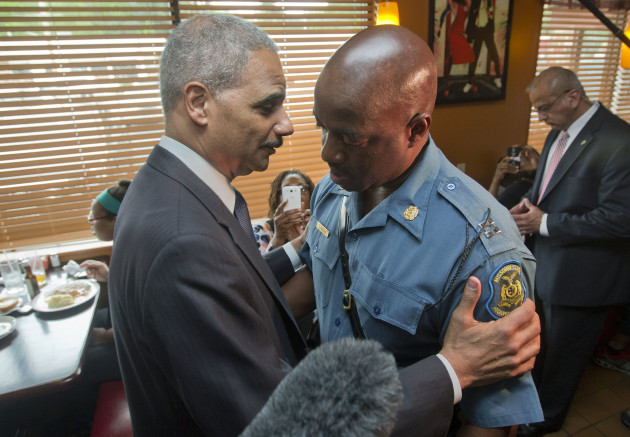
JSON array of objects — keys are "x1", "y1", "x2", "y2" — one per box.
[
  {"x1": 81, "y1": 180, "x2": 130, "y2": 282},
  {"x1": 88, "y1": 179, "x2": 130, "y2": 243}
]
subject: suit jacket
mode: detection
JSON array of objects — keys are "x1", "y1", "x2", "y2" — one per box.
[
  {"x1": 526, "y1": 105, "x2": 630, "y2": 306},
  {"x1": 108, "y1": 145, "x2": 307, "y2": 436}
]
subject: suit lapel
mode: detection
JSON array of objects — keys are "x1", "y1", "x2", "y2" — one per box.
[
  {"x1": 532, "y1": 132, "x2": 556, "y2": 204},
  {"x1": 541, "y1": 133, "x2": 593, "y2": 201},
  {"x1": 145, "y1": 145, "x2": 299, "y2": 326}
]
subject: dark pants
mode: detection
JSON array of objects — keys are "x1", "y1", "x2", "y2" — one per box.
[
  {"x1": 83, "y1": 307, "x2": 121, "y2": 383},
  {"x1": 467, "y1": 23, "x2": 501, "y2": 80},
  {"x1": 533, "y1": 298, "x2": 608, "y2": 428}
]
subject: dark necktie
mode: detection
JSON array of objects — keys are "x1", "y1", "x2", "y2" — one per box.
[{"x1": 233, "y1": 189, "x2": 256, "y2": 242}]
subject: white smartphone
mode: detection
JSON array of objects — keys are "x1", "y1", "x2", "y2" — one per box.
[{"x1": 281, "y1": 186, "x2": 302, "y2": 211}]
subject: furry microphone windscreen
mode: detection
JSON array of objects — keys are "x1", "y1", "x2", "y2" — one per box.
[{"x1": 240, "y1": 337, "x2": 403, "y2": 437}]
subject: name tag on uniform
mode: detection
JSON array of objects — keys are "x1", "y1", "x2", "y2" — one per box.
[{"x1": 316, "y1": 221, "x2": 330, "y2": 237}]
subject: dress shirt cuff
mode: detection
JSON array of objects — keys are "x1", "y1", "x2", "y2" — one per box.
[
  {"x1": 436, "y1": 353, "x2": 462, "y2": 404},
  {"x1": 539, "y1": 213, "x2": 549, "y2": 237},
  {"x1": 282, "y1": 241, "x2": 304, "y2": 272}
]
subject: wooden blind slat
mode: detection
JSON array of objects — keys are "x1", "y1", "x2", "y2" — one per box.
[{"x1": 0, "y1": 173, "x2": 138, "y2": 199}]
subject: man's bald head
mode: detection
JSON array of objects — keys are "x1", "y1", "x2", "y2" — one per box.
[
  {"x1": 527, "y1": 66, "x2": 586, "y2": 99},
  {"x1": 316, "y1": 25, "x2": 437, "y2": 123},
  {"x1": 313, "y1": 25, "x2": 437, "y2": 193},
  {"x1": 527, "y1": 66, "x2": 592, "y2": 131}
]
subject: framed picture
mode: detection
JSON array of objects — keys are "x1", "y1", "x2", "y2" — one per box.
[{"x1": 429, "y1": 0, "x2": 514, "y2": 104}]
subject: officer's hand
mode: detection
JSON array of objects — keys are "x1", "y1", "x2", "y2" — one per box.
[{"x1": 439, "y1": 276, "x2": 540, "y2": 389}]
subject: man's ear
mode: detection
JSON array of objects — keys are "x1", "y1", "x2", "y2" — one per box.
[
  {"x1": 407, "y1": 113, "x2": 431, "y2": 146},
  {"x1": 567, "y1": 89, "x2": 581, "y2": 109},
  {"x1": 184, "y1": 82, "x2": 211, "y2": 126}
]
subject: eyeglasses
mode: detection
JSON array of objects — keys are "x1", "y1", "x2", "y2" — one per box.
[
  {"x1": 534, "y1": 89, "x2": 572, "y2": 113},
  {"x1": 278, "y1": 184, "x2": 310, "y2": 195},
  {"x1": 87, "y1": 214, "x2": 112, "y2": 224}
]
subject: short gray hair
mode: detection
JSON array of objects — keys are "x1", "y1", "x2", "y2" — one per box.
[{"x1": 159, "y1": 14, "x2": 279, "y2": 114}]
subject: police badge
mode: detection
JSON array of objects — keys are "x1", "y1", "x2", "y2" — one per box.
[{"x1": 486, "y1": 261, "x2": 526, "y2": 319}]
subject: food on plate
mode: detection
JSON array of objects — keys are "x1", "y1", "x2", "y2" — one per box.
[
  {"x1": 0, "y1": 297, "x2": 19, "y2": 312},
  {"x1": 52, "y1": 282, "x2": 91, "y2": 299},
  {"x1": 47, "y1": 293, "x2": 75, "y2": 309},
  {"x1": 42, "y1": 281, "x2": 94, "y2": 310}
]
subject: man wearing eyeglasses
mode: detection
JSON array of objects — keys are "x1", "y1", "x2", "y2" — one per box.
[{"x1": 511, "y1": 66, "x2": 630, "y2": 437}]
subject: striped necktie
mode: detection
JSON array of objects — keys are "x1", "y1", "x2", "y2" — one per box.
[
  {"x1": 538, "y1": 131, "x2": 569, "y2": 202},
  {"x1": 233, "y1": 189, "x2": 256, "y2": 242}
]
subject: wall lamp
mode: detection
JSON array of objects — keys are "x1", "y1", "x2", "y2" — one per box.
[{"x1": 376, "y1": 1, "x2": 400, "y2": 26}]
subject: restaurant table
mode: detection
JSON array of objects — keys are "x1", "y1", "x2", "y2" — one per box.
[{"x1": 0, "y1": 281, "x2": 100, "y2": 403}]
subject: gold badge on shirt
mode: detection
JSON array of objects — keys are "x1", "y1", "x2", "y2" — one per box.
[
  {"x1": 403, "y1": 205, "x2": 419, "y2": 221},
  {"x1": 486, "y1": 261, "x2": 526, "y2": 319}
]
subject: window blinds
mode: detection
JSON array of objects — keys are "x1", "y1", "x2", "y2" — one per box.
[
  {"x1": 0, "y1": 1, "x2": 374, "y2": 249},
  {"x1": 527, "y1": 5, "x2": 630, "y2": 150}
]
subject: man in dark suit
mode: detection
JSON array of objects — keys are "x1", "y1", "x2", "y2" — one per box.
[
  {"x1": 108, "y1": 14, "x2": 304, "y2": 436},
  {"x1": 511, "y1": 66, "x2": 630, "y2": 436},
  {"x1": 109, "y1": 14, "x2": 542, "y2": 437}
]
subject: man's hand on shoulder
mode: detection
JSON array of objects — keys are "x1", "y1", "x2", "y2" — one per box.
[{"x1": 440, "y1": 277, "x2": 541, "y2": 389}]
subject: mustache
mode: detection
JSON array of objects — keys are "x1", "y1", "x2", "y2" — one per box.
[{"x1": 261, "y1": 138, "x2": 283, "y2": 149}]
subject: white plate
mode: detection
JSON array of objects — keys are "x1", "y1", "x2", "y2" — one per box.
[
  {"x1": 0, "y1": 295, "x2": 27, "y2": 316},
  {"x1": 0, "y1": 315, "x2": 16, "y2": 340},
  {"x1": 32, "y1": 279, "x2": 99, "y2": 313}
]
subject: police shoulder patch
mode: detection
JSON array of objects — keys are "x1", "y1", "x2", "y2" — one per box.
[{"x1": 485, "y1": 261, "x2": 526, "y2": 319}]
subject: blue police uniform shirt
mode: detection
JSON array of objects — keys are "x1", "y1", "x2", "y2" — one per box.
[{"x1": 301, "y1": 139, "x2": 543, "y2": 428}]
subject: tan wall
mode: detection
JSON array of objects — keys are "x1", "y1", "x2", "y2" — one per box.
[{"x1": 398, "y1": 0, "x2": 543, "y2": 188}]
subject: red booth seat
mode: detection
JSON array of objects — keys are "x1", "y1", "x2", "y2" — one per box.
[{"x1": 90, "y1": 380, "x2": 132, "y2": 437}]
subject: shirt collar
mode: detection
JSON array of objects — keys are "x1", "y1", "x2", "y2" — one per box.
[
  {"x1": 158, "y1": 135, "x2": 236, "y2": 212},
  {"x1": 345, "y1": 136, "x2": 439, "y2": 241},
  {"x1": 567, "y1": 101, "x2": 599, "y2": 140}
]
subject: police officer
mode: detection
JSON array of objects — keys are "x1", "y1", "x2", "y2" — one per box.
[{"x1": 301, "y1": 25, "x2": 543, "y2": 435}]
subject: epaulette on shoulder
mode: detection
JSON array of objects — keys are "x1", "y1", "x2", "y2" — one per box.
[{"x1": 437, "y1": 176, "x2": 516, "y2": 256}]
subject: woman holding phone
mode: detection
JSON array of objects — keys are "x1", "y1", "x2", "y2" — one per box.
[{"x1": 253, "y1": 169, "x2": 314, "y2": 254}]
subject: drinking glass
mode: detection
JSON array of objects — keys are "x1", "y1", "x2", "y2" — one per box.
[
  {"x1": 0, "y1": 258, "x2": 26, "y2": 296},
  {"x1": 30, "y1": 255, "x2": 47, "y2": 287}
]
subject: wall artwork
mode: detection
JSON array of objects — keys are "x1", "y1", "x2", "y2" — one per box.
[{"x1": 429, "y1": 0, "x2": 514, "y2": 104}]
